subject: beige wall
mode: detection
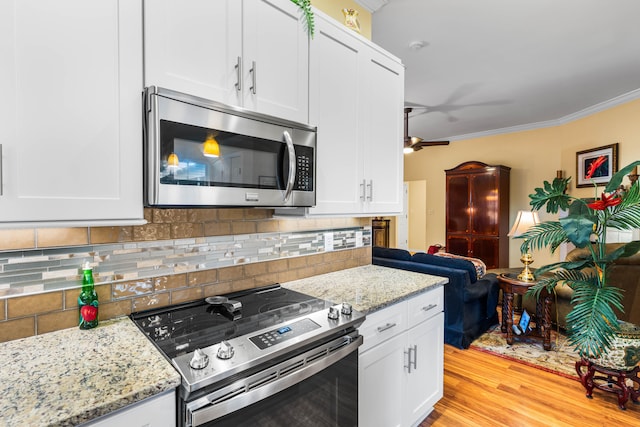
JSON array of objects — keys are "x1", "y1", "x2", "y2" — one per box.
[
  {"x1": 313, "y1": 0, "x2": 372, "y2": 39},
  {"x1": 403, "y1": 98, "x2": 640, "y2": 268},
  {"x1": 407, "y1": 180, "x2": 427, "y2": 251}
]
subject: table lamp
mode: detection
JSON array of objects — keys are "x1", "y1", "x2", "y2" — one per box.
[{"x1": 508, "y1": 210, "x2": 541, "y2": 281}]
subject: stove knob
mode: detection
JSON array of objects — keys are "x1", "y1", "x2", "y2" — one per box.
[
  {"x1": 189, "y1": 348, "x2": 209, "y2": 370},
  {"x1": 328, "y1": 306, "x2": 340, "y2": 320},
  {"x1": 217, "y1": 340, "x2": 235, "y2": 360},
  {"x1": 341, "y1": 302, "x2": 353, "y2": 316}
]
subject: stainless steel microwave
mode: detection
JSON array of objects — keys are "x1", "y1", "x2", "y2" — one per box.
[{"x1": 143, "y1": 86, "x2": 316, "y2": 208}]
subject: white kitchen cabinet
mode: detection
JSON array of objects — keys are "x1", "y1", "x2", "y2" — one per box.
[
  {"x1": 81, "y1": 389, "x2": 175, "y2": 427},
  {"x1": 359, "y1": 287, "x2": 444, "y2": 427},
  {"x1": 144, "y1": 0, "x2": 309, "y2": 124},
  {"x1": 0, "y1": 0, "x2": 144, "y2": 226},
  {"x1": 304, "y1": 9, "x2": 404, "y2": 216}
]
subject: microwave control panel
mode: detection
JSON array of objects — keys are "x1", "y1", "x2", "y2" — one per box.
[{"x1": 294, "y1": 146, "x2": 314, "y2": 191}]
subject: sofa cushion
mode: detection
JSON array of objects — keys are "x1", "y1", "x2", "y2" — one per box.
[
  {"x1": 411, "y1": 252, "x2": 478, "y2": 283},
  {"x1": 372, "y1": 246, "x2": 412, "y2": 262}
]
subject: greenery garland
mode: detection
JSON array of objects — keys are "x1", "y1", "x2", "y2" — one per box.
[{"x1": 291, "y1": 0, "x2": 315, "y2": 37}]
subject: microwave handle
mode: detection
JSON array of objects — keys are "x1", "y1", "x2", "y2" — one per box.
[{"x1": 282, "y1": 131, "x2": 296, "y2": 202}]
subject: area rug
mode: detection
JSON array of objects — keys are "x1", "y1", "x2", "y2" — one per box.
[{"x1": 470, "y1": 324, "x2": 581, "y2": 380}]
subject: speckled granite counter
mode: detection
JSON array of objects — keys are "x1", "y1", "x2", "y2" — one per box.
[
  {"x1": 0, "y1": 317, "x2": 180, "y2": 427},
  {"x1": 282, "y1": 265, "x2": 447, "y2": 313}
]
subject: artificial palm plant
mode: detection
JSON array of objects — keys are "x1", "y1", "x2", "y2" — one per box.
[{"x1": 521, "y1": 158, "x2": 640, "y2": 359}]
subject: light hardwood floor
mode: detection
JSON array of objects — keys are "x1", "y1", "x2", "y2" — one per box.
[{"x1": 419, "y1": 345, "x2": 639, "y2": 426}]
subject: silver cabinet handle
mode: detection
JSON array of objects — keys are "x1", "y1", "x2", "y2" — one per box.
[
  {"x1": 366, "y1": 179, "x2": 373, "y2": 201},
  {"x1": 412, "y1": 345, "x2": 418, "y2": 370},
  {"x1": 249, "y1": 61, "x2": 257, "y2": 94},
  {"x1": 235, "y1": 56, "x2": 242, "y2": 91},
  {"x1": 282, "y1": 131, "x2": 296, "y2": 202},
  {"x1": 422, "y1": 303, "x2": 438, "y2": 312},
  {"x1": 360, "y1": 179, "x2": 366, "y2": 201},
  {"x1": 376, "y1": 322, "x2": 397, "y2": 333},
  {"x1": 404, "y1": 345, "x2": 418, "y2": 373},
  {"x1": 0, "y1": 144, "x2": 3, "y2": 196}
]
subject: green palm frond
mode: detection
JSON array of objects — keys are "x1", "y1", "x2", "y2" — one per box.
[
  {"x1": 604, "y1": 160, "x2": 640, "y2": 193},
  {"x1": 566, "y1": 283, "x2": 624, "y2": 358},
  {"x1": 525, "y1": 276, "x2": 560, "y2": 300},
  {"x1": 291, "y1": 0, "x2": 315, "y2": 37},
  {"x1": 520, "y1": 221, "x2": 567, "y2": 253},
  {"x1": 606, "y1": 204, "x2": 640, "y2": 230},
  {"x1": 603, "y1": 240, "x2": 640, "y2": 263}
]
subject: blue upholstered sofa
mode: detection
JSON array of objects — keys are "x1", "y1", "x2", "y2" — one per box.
[{"x1": 372, "y1": 246, "x2": 500, "y2": 349}]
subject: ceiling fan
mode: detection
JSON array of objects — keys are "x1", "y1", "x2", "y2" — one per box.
[{"x1": 404, "y1": 107, "x2": 450, "y2": 153}]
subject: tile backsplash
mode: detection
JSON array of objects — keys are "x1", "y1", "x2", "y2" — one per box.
[
  {"x1": 0, "y1": 208, "x2": 374, "y2": 343},
  {"x1": 0, "y1": 227, "x2": 370, "y2": 297}
]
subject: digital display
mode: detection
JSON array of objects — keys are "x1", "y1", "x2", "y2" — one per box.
[{"x1": 250, "y1": 319, "x2": 320, "y2": 350}]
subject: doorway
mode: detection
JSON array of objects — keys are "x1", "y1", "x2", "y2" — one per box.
[{"x1": 398, "y1": 180, "x2": 427, "y2": 252}]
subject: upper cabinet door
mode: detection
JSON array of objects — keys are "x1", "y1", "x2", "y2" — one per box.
[
  {"x1": 304, "y1": 10, "x2": 404, "y2": 217},
  {"x1": 144, "y1": 0, "x2": 308, "y2": 123},
  {"x1": 0, "y1": 0, "x2": 143, "y2": 225},
  {"x1": 242, "y1": 0, "x2": 309, "y2": 124},
  {"x1": 144, "y1": 0, "x2": 243, "y2": 106},
  {"x1": 307, "y1": 12, "x2": 365, "y2": 215},
  {"x1": 362, "y1": 48, "x2": 404, "y2": 214}
]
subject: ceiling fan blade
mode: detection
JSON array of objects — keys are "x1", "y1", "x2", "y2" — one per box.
[
  {"x1": 404, "y1": 107, "x2": 449, "y2": 151},
  {"x1": 415, "y1": 141, "x2": 450, "y2": 147}
]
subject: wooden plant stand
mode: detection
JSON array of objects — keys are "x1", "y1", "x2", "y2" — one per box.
[{"x1": 575, "y1": 359, "x2": 640, "y2": 410}]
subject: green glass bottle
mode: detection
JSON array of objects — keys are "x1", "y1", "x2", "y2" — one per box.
[{"x1": 78, "y1": 262, "x2": 99, "y2": 329}]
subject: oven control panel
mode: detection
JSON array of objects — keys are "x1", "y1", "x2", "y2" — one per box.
[{"x1": 249, "y1": 318, "x2": 320, "y2": 350}]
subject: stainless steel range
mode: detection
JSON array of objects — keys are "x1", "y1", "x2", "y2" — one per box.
[{"x1": 131, "y1": 285, "x2": 365, "y2": 427}]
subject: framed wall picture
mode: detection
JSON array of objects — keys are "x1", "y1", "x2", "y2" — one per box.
[{"x1": 576, "y1": 143, "x2": 619, "y2": 188}]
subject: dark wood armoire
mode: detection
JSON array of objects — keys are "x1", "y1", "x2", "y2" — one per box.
[{"x1": 445, "y1": 161, "x2": 511, "y2": 269}]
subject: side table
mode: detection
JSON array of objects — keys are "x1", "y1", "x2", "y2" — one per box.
[{"x1": 498, "y1": 272, "x2": 552, "y2": 351}]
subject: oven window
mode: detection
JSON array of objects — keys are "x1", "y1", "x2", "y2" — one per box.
[
  {"x1": 199, "y1": 351, "x2": 358, "y2": 427},
  {"x1": 159, "y1": 119, "x2": 287, "y2": 189}
]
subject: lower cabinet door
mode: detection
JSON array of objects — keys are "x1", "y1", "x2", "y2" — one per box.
[
  {"x1": 358, "y1": 332, "x2": 405, "y2": 427},
  {"x1": 405, "y1": 312, "x2": 444, "y2": 425},
  {"x1": 82, "y1": 389, "x2": 175, "y2": 427}
]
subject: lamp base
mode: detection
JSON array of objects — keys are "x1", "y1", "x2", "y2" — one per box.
[{"x1": 517, "y1": 252, "x2": 535, "y2": 282}]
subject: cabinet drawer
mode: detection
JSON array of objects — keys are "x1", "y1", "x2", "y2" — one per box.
[
  {"x1": 359, "y1": 301, "x2": 407, "y2": 353},
  {"x1": 407, "y1": 286, "x2": 444, "y2": 328}
]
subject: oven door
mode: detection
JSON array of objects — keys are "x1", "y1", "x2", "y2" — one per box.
[{"x1": 183, "y1": 332, "x2": 362, "y2": 427}]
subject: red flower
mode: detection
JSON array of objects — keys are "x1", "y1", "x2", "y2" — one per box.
[
  {"x1": 588, "y1": 192, "x2": 622, "y2": 210},
  {"x1": 585, "y1": 156, "x2": 607, "y2": 179},
  {"x1": 81, "y1": 305, "x2": 98, "y2": 322}
]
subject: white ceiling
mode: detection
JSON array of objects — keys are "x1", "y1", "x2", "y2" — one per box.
[{"x1": 369, "y1": 0, "x2": 640, "y2": 141}]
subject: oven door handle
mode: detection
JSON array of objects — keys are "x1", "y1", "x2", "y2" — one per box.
[
  {"x1": 282, "y1": 130, "x2": 296, "y2": 203},
  {"x1": 186, "y1": 333, "x2": 362, "y2": 427}
]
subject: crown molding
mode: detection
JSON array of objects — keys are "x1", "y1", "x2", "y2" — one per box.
[{"x1": 447, "y1": 88, "x2": 640, "y2": 142}]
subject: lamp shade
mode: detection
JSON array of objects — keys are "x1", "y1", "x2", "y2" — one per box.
[
  {"x1": 508, "y1": 210, "x2": 541, "y2": 237},
  {"x1": 203, "y1": 135, "x2": 220, "y2": 158},
  {"x1": 167, "y1": 152, "x2": 179, "y2": 168}
]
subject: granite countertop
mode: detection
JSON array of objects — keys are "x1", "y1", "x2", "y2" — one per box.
[
  {"x1": 0, "y1": 317, "x2": 181, "y2": 427},
  {"x1": 282, "y1": 265, "x2": 447, "y2": 314}
]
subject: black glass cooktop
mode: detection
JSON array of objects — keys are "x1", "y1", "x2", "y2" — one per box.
[{"x1": 131, "y1": 285, "x2": 329, "y2": 359}]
